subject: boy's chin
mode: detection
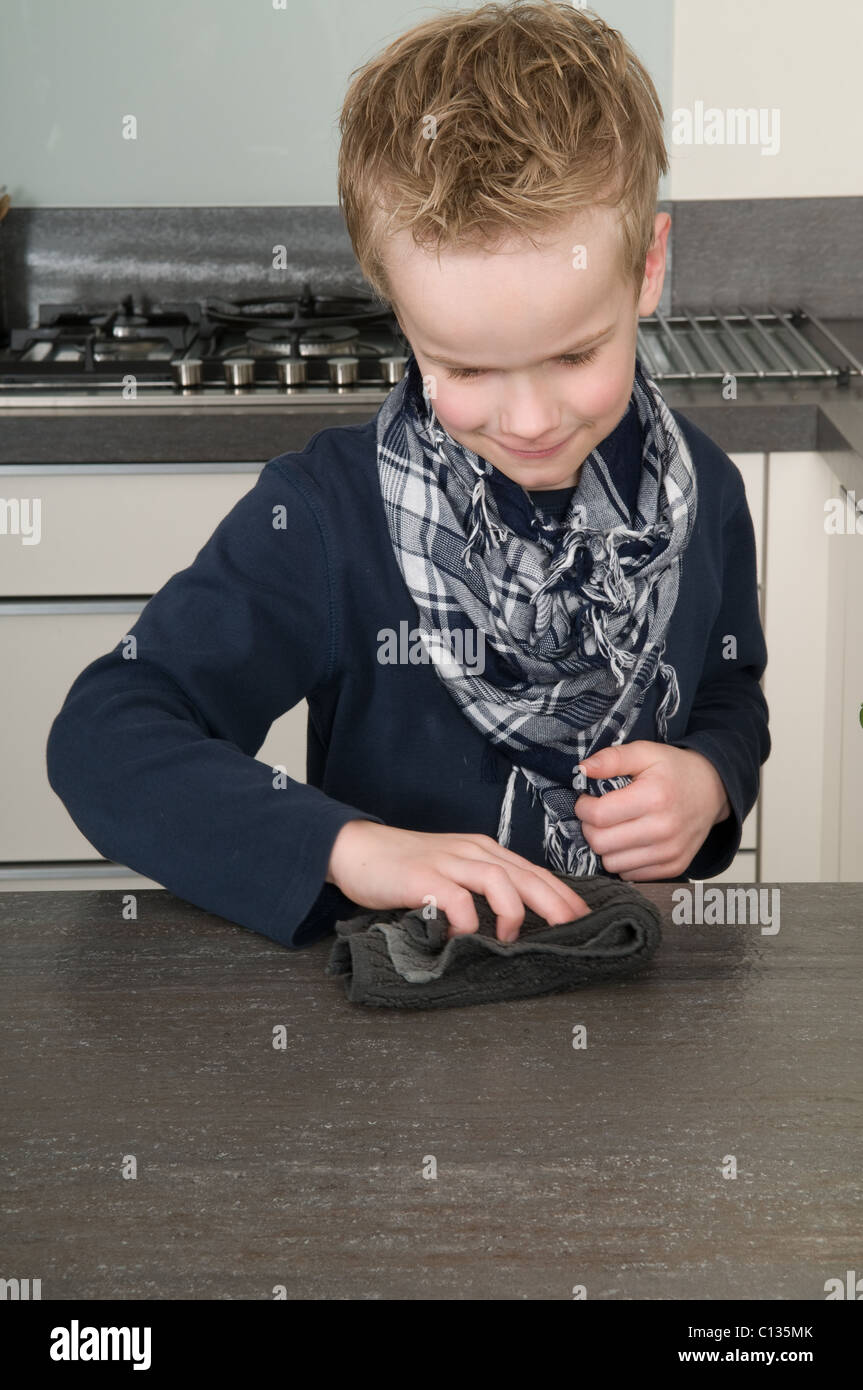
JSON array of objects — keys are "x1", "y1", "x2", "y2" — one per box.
[{"x1": 482, "y1": 445, "x2": 587, "y2": 490}]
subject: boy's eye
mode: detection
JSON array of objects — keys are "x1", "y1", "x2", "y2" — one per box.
[{"x1": 444, "y1": 345, "x2": 600, "y2": 381}]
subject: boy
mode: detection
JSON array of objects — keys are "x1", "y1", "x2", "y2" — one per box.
[{"x1": 46, "y1": 1, "x2": 769, "y2": 951}]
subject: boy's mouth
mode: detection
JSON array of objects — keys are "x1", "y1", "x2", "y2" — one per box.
[{"x1": 493, "y1": 430, "x2": 576, "y2": 459}]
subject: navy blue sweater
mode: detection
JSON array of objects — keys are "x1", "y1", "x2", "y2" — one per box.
[{"x1": 45, "y1": 397, "x2": 770, "y2": 949}]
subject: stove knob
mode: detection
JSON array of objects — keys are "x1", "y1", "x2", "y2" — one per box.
[
  {"x1": 328, "y1": 356, "x2": 359, "y2": 387},
  {"x1": 224, "y1": 358, "x2": 255, "y2": 388},
  {"x1": 276, "y1": 357, "x2": 307, "y2": 388},
  {"x1": 380, "y1": 355, "x2": 408, "y2": 385},
  {"x1": 173, "y1": 357, "x2": 203, "y2": 389}
]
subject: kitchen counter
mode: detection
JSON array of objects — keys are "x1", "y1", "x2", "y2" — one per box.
[
  {"x1": 5, "y1": 380, "x2": 861, "y2": 494},
  {"x1": 1, "y1": 318, "x2": 863, "y2": 497},
  {"x1": 1, "y1": 882, "x2": 859, "y2": 1300},
  {"x1": 1, "y1": 374, "x2": 862, "y2": 497}
]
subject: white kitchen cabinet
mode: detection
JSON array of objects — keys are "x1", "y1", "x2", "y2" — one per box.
[
  {"x1": 0, "y1": 463, "x2": 310, "y2": 885},
  {"x1": 0, "y1": 465, "x2": 262, "y2": 596},
  {"x1": 759, "y1": 451, "x2": 861, "y2": 880},
  {"x1": 0, "y1": 602, "x2": 309, "y2": 865},
  {"x1": 838, "y1": 492, "x2": 863, "y2": 878}
]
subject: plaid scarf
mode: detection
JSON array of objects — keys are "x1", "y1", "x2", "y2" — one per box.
[{"x1": 375, "y1": 351, "x2": 697, "y2": 876}]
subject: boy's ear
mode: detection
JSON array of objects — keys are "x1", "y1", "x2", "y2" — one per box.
[{"x1": 637, "y1": 212, "x2": 671, "y2": 317}]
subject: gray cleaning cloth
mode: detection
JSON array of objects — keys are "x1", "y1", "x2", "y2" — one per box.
[{"x1": 325, "y1": 873, "x2": 663, "y2": 1009}]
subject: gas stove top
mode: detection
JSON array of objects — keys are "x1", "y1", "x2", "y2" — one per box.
[
  {"x1": 2, "y1": 289, "x2": 861, "y2": 414},
  {"x1": 0, "y1": 287, "x2": 410, "y2": 406}
]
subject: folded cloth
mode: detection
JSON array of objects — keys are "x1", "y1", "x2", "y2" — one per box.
[{"x1": 325, "y1": 873, "x2": 663, "y2": 1010}]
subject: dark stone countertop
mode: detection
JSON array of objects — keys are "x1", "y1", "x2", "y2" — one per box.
[{"x1": 1, "y1": 883, "x2": 859, "y2": 1300}]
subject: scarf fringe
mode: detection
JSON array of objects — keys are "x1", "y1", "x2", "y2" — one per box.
[
  {"x1": 543, "y1": 811, "x2": 600, "y2": 876},
  {"x1": 496, "y1": 763, "x2": 519, "y2": 847},
  {"x1": 656, "y1": 656, "x2": 681, "y2": 738},
  {"x1": 461, "y1": 473, "x2": 509, "y2": 569}
]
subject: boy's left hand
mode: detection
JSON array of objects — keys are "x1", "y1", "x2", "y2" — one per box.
[{"x1": 574, "y1": 741, "x2": 732, "y2": 881}]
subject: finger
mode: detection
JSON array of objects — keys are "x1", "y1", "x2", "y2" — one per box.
[
  {"x1": 457, "y1": 836, "x2": 590, "y2": 920},
  {"x1": 619, "y1": 860, "x2": 685, "y2": 882},
  {"x1": 448, "y1": 853, "x2": 592, "y2": 941},
  {"x1": 603, "y1": 841, "x2": 684, "y2": 874},
  {"x1": 583, "y1": 813, "x2": 674, "y2": 859},
  {"x1": 575, "y1": 777, "x2": 660, "y2": 829},
  {"x1": 499, "y1": 864, "x2": 594, "y2": 928},
  {"x1": 418, "y1": 871, "x2": 481, "y2": 935},
  {"x1": 578, "y1": 741, "x2": 658, "y2": 782},
  {"x1": 433, "y1": 856, "x2": 527, "y2": 941}
]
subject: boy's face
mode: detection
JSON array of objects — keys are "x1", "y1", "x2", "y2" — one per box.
[{"x1": 382, "y1": 206, "x2": 670, "y2": 491}]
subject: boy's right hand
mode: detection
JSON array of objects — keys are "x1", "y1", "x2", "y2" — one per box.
[{"x1": 325, "y1": 820, "x2": 591, "y2": 942}]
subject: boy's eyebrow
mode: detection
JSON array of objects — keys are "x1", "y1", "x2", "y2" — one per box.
[{"x1": 421, "y1": 323, "x2": 616, "y2": 371}]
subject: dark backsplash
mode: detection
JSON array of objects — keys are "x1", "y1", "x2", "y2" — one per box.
[{"x1": 1, "y1": 197, "x2": 861, "y2": 331}]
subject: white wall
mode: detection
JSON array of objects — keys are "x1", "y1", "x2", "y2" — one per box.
[
  {"x1": 4, "y1": 1, "x2": 859, "y2": 207},
  {"x1": 0, "y1": 0, "x2": 673, "y2": 207},
  {"x1": 671, "y1": 0, "x2": 863, "y2": 198}
]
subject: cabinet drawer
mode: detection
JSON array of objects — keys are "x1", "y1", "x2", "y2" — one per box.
[
  {"x1": 1, "y1": 605, "x2": 308, "y2": 862},
  {"x1": 0, "y1": 467, "x2": 260, "y2": 596}
]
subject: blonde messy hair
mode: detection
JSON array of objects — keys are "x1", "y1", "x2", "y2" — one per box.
[{"x1": 337, "y1": 0, "x2": 668, "y2": 307}]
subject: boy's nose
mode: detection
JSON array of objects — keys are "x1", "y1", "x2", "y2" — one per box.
[{"x1": 498, "y1": 389, "x2": 563, "y2": 442}]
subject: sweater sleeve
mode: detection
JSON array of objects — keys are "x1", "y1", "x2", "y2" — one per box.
[
  {"x1": 671, "y1": 470, "x2": 771, "y2": 879},
  {"x1": 45, "y1": 455, "x2": 384, "y2": 949}
]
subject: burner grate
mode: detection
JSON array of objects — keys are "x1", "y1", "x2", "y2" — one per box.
[{"x1": 637, "y1": 306, "x2": 863, "y2": 385}]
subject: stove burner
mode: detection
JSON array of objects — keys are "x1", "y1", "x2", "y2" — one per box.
[
  {"x1": 244, "y1": 326, "x2": 299, "y2": 357},
  {"x1": 92, "y1": 338, "x2": 175, "y2": 360},
  {"x1": 297, "y1": 326, "x2": 360, "y2": 357},
  {"x1": 107, "y1": 315, "x2": 151, "y2": 339}
]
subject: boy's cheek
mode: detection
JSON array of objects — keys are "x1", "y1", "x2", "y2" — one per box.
[
  {"x1": 412, "y1": 364, "x2": 481, "y2": 428},
  {"x1": 585, "y1": 371, "x2": 629, "y2": 418},
  {"x1": 429, "y1": 386, "x2": 488, "y2": 433},
  {"x1": 580, "y1": 355, "x2": 637, "y2": 416}
]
